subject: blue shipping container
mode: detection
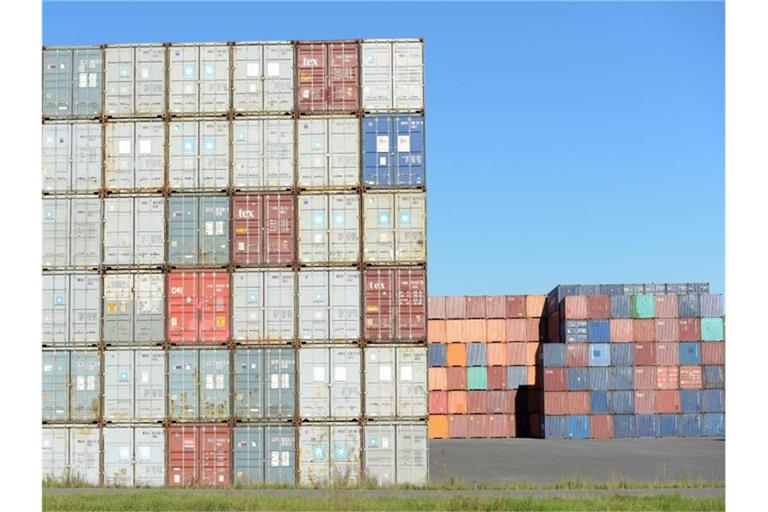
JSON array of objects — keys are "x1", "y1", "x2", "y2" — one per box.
[
  {"x1": 611, "y1": 367, "x2": 634, "y2": 390},
  {"x1": 545, "y1": 416, "x2": 567, "y2": 439},
  {"x1": 543, "y1": 344, "x2": 566, "y2": 368},
  {"x1": 507, "y1": 366, "x2": 527, "y2": 390},
  {"x1": 428, "y1": 344, "x2": 446, "y2": 367},
  {"x1": 636, "y1": 415, "x2": 659, "y2": 438},
  {"x1": 679, "y1": 342, "x2": 702, "y2": 365},
  {"x1": 701, "y1": 390, "x2": 725, "y2": 413},
  {"x1": 587, "y1": 320, "x2": 610, "y2": 342},
  {"x1": 588, "y1": 367, "x2": 611, "y2": 391},
  {"x1": 610, "y1": 391, "x2": 634, "y2": 414},
  {"x1": 680, "y1": 390, "x2": 702, "y2": 414},
  {"x1": 613, "y1": 415, "x2": 637, "y2": 438},
  {"x1": 567, "y1": 415, "x2": 590, "y2": 439},
  {"x1": 611, "y1": 344, "x2": 634, "y2": 366},
  {"x1": 591, "y1": 391, "x2": 610, "y2": 414},
  {"x1": 466, "y1": 343, "x2": 486, "y2": 367},
  {"x1": 677, "y1": 295, "x2": 701, "y2": 318},
  {"x1": 703, "y1": 366, "x2": 725, "y2": 389},
  {"x1": 588, "y1": 343, "x2": 611, "y2": 366},
  {"x1": 564, "y1": 320, "x2": 588, "y2": 343},
  {"x1": 681, "y1": 414, "x2": 703, "y2": 437},
  {"x1": 699, "y1": 294, "x2": 723, "y2": 317},
  {"x1": 610, "y1": 296, "x2": 632, "y2": 319},
  {"x1": 703, "y1": 413, "x2": 725, "y2": 437},
  {"x1": 659, "y1": 414, "x2": 681, "y2": 437},
  {"x1": 363, "y1": 115, "x2": 424, "y2": 188},
  {"x1": 567, "y1": 368, "x2": 589, "y2": 391}
]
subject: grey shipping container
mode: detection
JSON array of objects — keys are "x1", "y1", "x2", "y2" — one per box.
[
  {"x1": 233, "y1": 425, "x2": 296, "y2": 486},
  {"x1": 361, "y1": 40, "x2": 424, "y2": 111},
  {"x1": 363, "y1": 424, "x2": 427, "y2": 485},
  {"x1": 298, "y1": 270, "x2": 360, "y2": 342},
  {"x1": 42, "y1": 197, "x2": 101, "y2": 268},
  {"x1": 297, "y1": 194, "x2": 360, "y2": 264},
  {"x1": 42, "y1": 351, "x2": 70, "y2": 421},
  {"x1": 103, "y1": 273, "x2": 165, "y2": 344},
  {"x1": 42, "y1": 47, "x2": 102, "y2": 118},
  {"x1": 234, "y1": 348, "x2": 295, "y2": 419},
  {"x1": 42, "y1": 427, "x2": 69, "y2": 481},
  {"x1": 42, "y1": 122, "x2": 102, "y2": 193},
  {"x1": 105, "y1": 121, "x2": 165, "y2": 191},
  {"x1": 69, "y1": 427, "x2": 101, "y2": 485},
  {"x1": 104, "y1": 45, "x2": 166, "y2": 117},
  {"x1": 232, "y1": 118, "x2": 294, "y2": 190},
  {"x1": 233, "y1": 42, "x2": 294, "y2": 113},
  {"x1": 299, "y1": 347, "x2": 361, "y2": 419},
  {"x1": 168, "y1": 349, "x2": 230, "y2": 420},
  {"x1": 365, "y1": 347, "x2": 427, "y2": 418},
  {"x1": 297, "y1": 117, "x2": 359, "y2": 188},
  {"x1": 71, "y1": 351, "x2": 101, "y2": 421},
  {"x1": 299, "y1": 425, "x2": 360, "y2": 486},
  {"x1": 43, "y1": 272, "x2": 101, "y2": 346},
  {"x1": 103, "y1": 426, "x2": 165, "y2": 486},
  {"x1": 103, "y1": 350, "x2": 165, "y2": 421},
  {"x1": 363, "y1": 192, "x2": 426, "y2": 263},
  {"x1": 168, "y1": 196, "x2": 230, "y2": 265},
  {"x1": 232, "y1": 270, "x2": 295, "y2": 342},
  {"x1": 169, "y1": 44, "x2": 230, "y2": 114},
  {"x1": 104, "y1": 197, "x2": 165, "y2": 266},
  {"x1": 169, "y1": 120, "x2": 229, "y2": 190}
]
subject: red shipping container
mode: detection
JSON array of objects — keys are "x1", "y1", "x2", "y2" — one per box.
[
  {"x1": 634, "y1": 367, "x2": 657, "y2": 390},
  {"x1": 505, "y1": 296, "x2": 526, "y2": 318},
  {"x1": 428, "y1": 368, "x2": 447, "y2": 391},
  {"x1": 447, "y1": 391, "x2": 468, "y2": 414},
  {"x1": 486, "y1": 319, "x2": 506, "y2": 342},
  {"x1": 168, "y1": 271, "x2": 230, "y2": 344},
  {"x1": 486, "y1": 296, "x2": 506, "y2": 319},
  {"x1": 634, "y1": 343, "x2": 657, "y2": 366},
  {"x1": 656, "y1": 390, "x2": 681, "y2": 413},
  {"x1": 566, "y1": 391, "x2": 590, "y2": 415},
  {"x1": 467, "y1": 415, "x2": 489, "y2": 439},
  {"x1": 656, "y1": 342, "x2": 679, "y2": 366},
  {"x1": 633, "y1": 319, "x2": 656, "y2": 342},
  {"x1": 506, "y1": 343, "x2": 527, "y2": 366},
  {"x1": 526, "y1": 295, "x2": 546, "y2": 318},
  {"x1": 466, "y1": 296, "x2": 486, "y2": 319},
  {"x1": 656, "y1": 319, "x2": 679, "y2": 342},
  {"x1": 543, "y1": 391, "x2": 567, "y2": 415},
  {"x1": 297, "y1": 41, "x2": 359, "y2": 113},
  {"x1": 364, "y1": 268, "x2": 426, "y2": 342},
  {"x1": 655, "y1": 294, "x2": 679, "y2": 318},
  {"x1": 543, "y1": 368, "x2": 567, "y2": 391},
  {"x1": 428, "y1": 296, "x2": 446, "y2": 319},
  {"x1": 464, "y1": 319, "x2": 487, "y2": 342},
  {"x1": 487, "y1": 366, "x2": 507, "y2": 390},
  {"x1": 679, "y1": 318, "x2": 702, "y2": 341},
  {"x1": 427, "y1": 320, "x2": 446, "y2": 344},
  {"x1": 590, "y1": 415, "x2": 613, "y2": 439},
  {"x1": 680, "y1": 366, "x2": 703, "y2": 389},
  {"x1": 486, "y1": 343, "x2": 508, "y2": 366},
  {"x1": 488, "y1": 414, "x2": 512, "y2": 438},
  {"x1": 428, "y1": 391, "x2": 448, "y2": 414},
  {"x1": 547, "y1": 314, "x2": 560, "y2": 342},
  {"x1": 506, "y1": 319, "x2": 526, "y2": 342},
  {"x1": 656, "y1": 366, "x2": 679, "y2": 389},
  {"x1": 232, "y1": 194, "x2": 294, "y2": 266},
  {"x1": 701, "y1": 342, "x2": 725, "y2": 365},
  {"x1": 168, "y1": 425, "x2": 230, "y2": 487},
  {"x1": 525, "y1": 318, "x2": 541, "y2": 342},
  {"x1": 467, "y1": 391, "x2": 489, "y2": 414},
  {"x1": 635, "y1": 390, "x2": 657, "y2": 414},
  {"x1": 564, "y1": 296, "x2": 588, "y2": 319},
  {"x1": 527, "y1": 343, "x2": 540, "y2": 367},
  {"x1": 428, "y1": 416, "x2": 448, "y2": 439},
  {"x1": 610, "y1": 319, "x2": 634, "y2": 342},
  {"x1": 566, "y1": 344, "x2": 589, "y2": 367},
  {"x1": 447, "y1": 415, "x2": 468, "y2": 439},
  {"x1": 488, "y1": 390, "x2": 511, "y2": 413},
  {"x1": 587, "y1": 295, "x2": 611, "y2": 319},
  {"x1": 445, "y1": 297, "x2": 466, "y2": 319},
  {"x1": 447, "y1": 367, "x2": 467, "y2": 390},
  {"x1": 446, "y1": 320, "x2": 464, "y2": 343}
]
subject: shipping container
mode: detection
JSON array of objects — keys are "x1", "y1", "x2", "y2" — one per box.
[
  {"x1": 167, "y1": 270, "x2": 230, "y2": 344},
  {"x1": 298, "y1": 194, "x2": 359, "y2": 263},
  {"x1": 167, "y1": 424, "x2": 231, "y2": 487},
  {"x1": 365, "y1": 347, "x2": 427, "y2": 418},
  {"x1": 69, "y1": 427, "x2": 101, "y2": 484},
  {"x1": 169, "y1": 120, "x2": 229, "y2": 190},
  {"x1": 363, "y1": 191, "x2": 426, "y2": 263},
  {"x1": 233, "y1": 425, "x2": 296, "y2": 486},
  {"x1": 298, "y1": 270, "x2": 360, "y2": 341},
  {"x1": 104, "y1": 44, "x2": 166, "y2": 117},
  {"x1": 103, "y1": 273, "x2": 164, "y2": 344},
  {"x1": 168, "y1": 196, "x2": 230, "y2": 266},
  {"x1": 232, "y1": 270, "x2": 295, "y2": 343},
  {"x1": 103, "y1": 350, "x2": 165, "y2": 421},
  {"x1": 299, "y1": 424, "x2": 360, "y2": 485},
  {"x1": 361, "y1": 39, "x2": 424, "y2": 112},
  {"x1": 42, "y1": 122, "x2": 102, "y2": 193},
  {"x1": 233, "y1": 118, "x2": 294, "y2": 190},
  {"x1": 105, "y1": 121, "x2": 165, "y2": 191},
  {"x1": 297, "y1": 117, "x2": 359, "y2": 188},
  {"x1": 169, "y1": 44, "x2": 229, "y2": 114},
  {"x1": 296, "y1": 41, "x2": 359, "y2": 114},
  {"x1": 168, "y1": 349, "x2": 230, "y2": 420},
  {"x1": 232, "y1": 194, "x2": 295, "y2": 266},
  {"x1": 364, "y1": 268, "x2": 426, "y2": 342},
  {"x1": 42, "y1": 197, "x2": 101, "y2": 268},
  {"x1": 233, "y1": 42, "x2": 294, "y2": 113},
  {"x1": 103, "y1": 426, "x2": 165, "y2": 486},
  {"x1": 233, "y1": 348, "x2": 295, "y2": 419},
  {"x1": 103, "y1": 197, "x2": 165, "y2": 266},
  {"x1": 362, "y1": 115, "x2": 424, "y2": 188},
  {"x1": 43, "y1": 272, "x2": 101, "y2": 346},
  {"x1": 43, "y1": 47, "x2": 103, "y2": 118},
  {"x1": 299, "y1": 347, "x2": 361, "y2": 419}
]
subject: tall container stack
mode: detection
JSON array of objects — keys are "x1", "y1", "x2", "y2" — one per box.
[
  {"x1": 42, "y1": 39, "x2": 427, "y2": 488},
  {"x1": 540, "y1": 283, "x2": 725, "y2": 439},
  {"x1": 426, "y1": 295, "x2": 544, "y2": 439}
]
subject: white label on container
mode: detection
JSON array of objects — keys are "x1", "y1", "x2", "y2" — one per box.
[
  {"x1": 281, "y1": 451, "x2": 290, "y2": 466},
  {"x1": 139, "y1": 140, "x2": 152, "y2": 154},
  {"x1": 270, "y1": 451, "x2": 279, "y2": 467},
  {"x1": 334, "y1": 366, "x2": 347, "y2": 382},
  {"x1": 382, "y1": 437, "x2": 389, "y2": 449},
  {"x1": 376, "y1": 136, "x2": 389, "y2": 153},
  {"x1": 379, "y1": 365, "x2": 392, "y2": 382},
  {"x1": 78, "y1": 73, "x2": 87, "y2": 88},
  {"x1": 246, "y1": 62, "x2": 259, "y2": 77},
  {"x1": 205, "y1": 374, "x2": 214, "y2": 389},
  {"x1": 313, "y1": 366, "x2": 325, "y2": 382},
  {"x1": 400, "y1": 366, "x2": 413, "y2": 381},
  {"x1": 270, "y1": 374, "x2": 279, "y2": 389},
  {"x1": 397, "y1": 135, "x2": 411, "y2": 153},
  {"x1": 267, "y1": 62, "x2": 280, "y2": 77},
  {"x1": 216, "y1": 374, "x2": 225, "y2": 389},
  {"x1": 282, "y1": 374, "x2": 290, "y2": 389},
  {"x1": 138, "y1": 446, "x2": 150, "y2": 459},
  {"x1": 76, "y1": 376, "x2": 85, "y2": 391},
  {"x1": 118, "y1": 141, "x2": 131, "y2": 155}
]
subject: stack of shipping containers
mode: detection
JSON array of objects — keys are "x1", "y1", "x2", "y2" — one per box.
[
  {"x1": 425, "y1": 296, "x2": 544, "y2": 439},
  {"x1": 541, "y1": 284, "x2": 725, "y2": 439},
  {"x1": 42, "y1": 39, "x2": 427, "y2": 487}
]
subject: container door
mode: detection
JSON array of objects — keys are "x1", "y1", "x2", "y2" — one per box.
[
  {"x1": 265, "y1": 271, "x2": 295, "y2": 340},
  {"x1": 299, "y1": 426, "x2": 329, "y2": 485},
  {"x1": 104, "y1": 198, "x2": 134, "y2": 265},
  {"x1": 199, "y1": 271, "x2": 230, "y2": 342},
  {"x1": 135, "y1": 427, "x2": 165, "y2": 486},
  {"x1": 42, "y1": 428, "x2": 69, "y2": 482},
  {"x1": 200, "y1": 425, "x2": 231, "y2": 486},
  {"x1": 329, "y1": 118, "x2": 359, "y2": 187},
  {"x1": 200, "y1": 196, "x2": 230, "y2": 265},
  {"x1": 329, "y1": 194, "x2": 359, "y2": 263},
  {"x1": 42, "y1": 274, "x2": 69, "y2": 345},
  {"x1": 365, "y1": 347, "x2": 395, "y2": 417},
  {"x1": 105, "y1": 122, "x2": 135, "y2": 190},
  {"x1": 363, "y1": 116, "x2": 394, "y2": 187},
  {"x1": 364, "y1": 269, "x2": 394, "y2": 341},
  {"x1": 105, "y1": 47, "x2": 134, "y2": 116},
  {"x1": 330, "y1": 425, "x2": 360, "y2": 484},
  {"x1": 297, "y1": 119, "x2": 327, "y2": 187},
  {"x1": 70, "y1": 351, "x2": 100, "y2": 421},
  {"x1": 70, "y1": 428, "x2": 100, "y2": 485},
  {"x1": 200, "y1": 349, "x2": 230, "y2": 419},
  {"x1": 169, "y1": 46, "x2": 199, "y2": 114},
  {"x1": 361, "y1": 42, "x2": 393, "y2": 111},
  {"x1": 234, "y1": 349, "x2": 264, "y2": 419},
  {"x1": 169, "y1": 121, "x2": 200, "y2": 189},
  {"x1": 135, "y1": 46, "x2": 165, "y2": 115},
  {"x1": 135, "y1": 197, "x2": 165, "y2": 264},
  {"x1": 232, "y1": 195, "x2": 263, "y2": 266},
  {"x1": 233, "y1": 120, "x2": 264, "y2": 189},
  {"x1": 233, "y1": 426, "x2": 264, "y2": 485},
  {"x1": 42, "y1": 198, "x2": 70, "y2": 267},
  {"x1": 103, "y1": 274, "x2": 134, "y2": 343},
  {"x1": 363, "y1": 193, "x2": 395, "y2": 262},
  {"x1": 200, "y1": 121, "x2": 229, "y2": 189},
  {"x1": 330, "y1": 348, "x2": 361, "y2": 418},
  {"x1": 299, "y1": 271, "x2": 329, "y2": 341},
  {"x1": 135, "y1": 122, "x2": 165, "y2": 190},
  {"x1": 298, "y1": 194, "x2": 328, "y2": 263},
  {"x1": 329, "y1": 270, "x2": 360, "y2": 340},
  {"x1": 393, "y1": 42, "x2": 424, "y2": 110},
  {"x1": 266, "y1": 426, "x2": 295, "y2": 484},
  {"x1": 297, "y1": 43, "x2": 327, "y2": 113},
  {"x1": 396, "y1": 268, "x2": 426, "y2": 340},
  {"x1": 103, "y1": 427, "x2": 133, "y2": 486},
  {"x1": 103, "y1": 350, "x2": 134, "y2": 421},
  {"x1": 168, "y1": 271, "x2": 199, "y2": 343},
  {"x1": 168, "y1": 350, "x2": 199, "y2": 419},
  {"x1": 394, "y1": 116, "x2": 424, "y2": 187},
  {"x1": 264, "y1": 44, "x2": 294, "y2": 111},
  {"x1": 200, "y1": 45, "x2": 230, "y2": 113},
  {"x1": 232, "y1": 270, "x2": 264, "y2": 341},
  {"x1": 397, "y1": 347, "x2": 427, "y2": 417},
  {"x1": 43, "y1": 49, "x2": 73, "y2": 117},
  {"x1": 265, "y1": 118, "x2": 294, "y2": 187},
  {"x1": 72, "y1": 48, "x2": 103, "y2": 117},
  {"x1": 396, "y1": 425, "x2": 427, "y2": 485},
  {"x1": 233, "y1": 45, "x2": 263, "y2": 112},
  {"x1": 363, "y1": 425, "x2": 395, "y2": 485},
  {"x1": 299, "y1": 348, "x2": 329, "y2": 418},
  {"x1": 135, "y1": 350, "x2": 165, "y2": 420},
  {"x1": 264, "y1": 193, "x2": 294, "y2": 264},
  {"x1": 168, "y1": 426, "x2": 198, "y2": 486},
  {"x1": 70, "y1": 273, "x2": 100, "y2": 344},
  {"x1": 42, "y1": 351, "x2": 69, "y2": 421},
  {"x1": 168, "y1": 196, "x2": 199, "y2": 265},
  {"x1": 42, "y1": 124, "x2": 71, "y2": 192},
  {"x1": 134, "y1": 274, "x2": 165, "y2": 343},
  {"x1": 395, "y1": 192, "x2": 426, "y2": 262},
  {"x1": 328, "y1": 42, "x2": 359, "y2": 112},
  {"x1": 266, "y1": 348, "x2": 295, "y2": 418},
  {"x1": 72, "y1": 122, "x2": 102, "y2": 192}
]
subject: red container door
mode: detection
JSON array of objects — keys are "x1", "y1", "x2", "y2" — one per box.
[
  {"x1": 199, "y1": 272, "x2": 230, "y2": 342},
  {"x1": 168, "y1": 272, "x2": 199, "y2": 343},
  {"x1": 396, "y1": 268, "x2": 426, "y2": 340},
  {"x1": 265, "y1": 194, "x2": 294, "y2": 264},
  {"x1": 168, "y1": 426, "x2": 198, "y2": 486},
  {"x1": 232, "y1": 195, "x2": 263, "y2": 266},
  {"x1": 328, "y1": 42, "x2": 359, "y2": 111},
  {"x1": 297, "y1": 43, "x2": 327, "y2": 113},
  {"x1": 364, "y1": 269, "x2": 394, "y2": 341},
  {"x1": 200, "y1": 425, "x2": 231, "y2": 487}
]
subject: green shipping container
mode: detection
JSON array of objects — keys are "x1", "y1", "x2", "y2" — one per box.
[
  {"x1": 701, "y1": 318, "x2": 724, "y2": 341},
  {"x1": 467, "y1": 367, "x2": 488, "y2": 390},
  {"x1": 632, "y1": 294, "x2": 656, "y2": 318}
]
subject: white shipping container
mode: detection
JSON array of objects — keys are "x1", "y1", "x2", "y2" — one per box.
[
  {"x1": 298, "y1": 270, "x2": 360, "y2": 341},
  {"x1": 361, "y1": 40, "x2": 424, "y2": 111},
  {"x1": 70, "y1": 427, "x2": 101, "y2": 485},
  {"x1": 232, "y1": 118, "x2": 294, "y2": 189},
  {"x1": 42, "y1": 428, "x2": 69, "y2": 482},
  {"x1": 169, "y1": 120, "x2": 229, "y2": 190},
  {"x1": 299, "y1": 425, "x2": 360, "y2": 486},
  {"x1": 105, "y1": 45, "x2": 166, "y2": 117},
  {"x1": 104, "y1": 427, "x2": 165, "y2": 487},
  {"x1": 105, "y1": 121, "x2": 165, "y2": 191},
  {"x1": 103, "y1": 197, "x2": 165, "y2": 266},
  {"x1": 233, "y1": 42, "x2": 294, "y2": 113},
  {"x1": 103, "y1": 350, "x2": 165, "y2": 421},
  {"x1": 363, "y1": 192, "x2": 426, "y2": 263},
  {"x1": 232, "y1": 270, "x2": 295, "y2": 342},
  {"x1": 169, "y1": 44, "x2": 230, "y2": 114},
  {"x1": 42, "y1": 122, "x2": 102, "y2": 193},
  {"x1": 297, "y1": 117, "x2": 359, "y2": 188},
  {"x1": 299, "y1": 347, "x2": 361, "y2": 419},
  {"x1": 298, "y1": 194, "x2": 360, "y2": 264}
]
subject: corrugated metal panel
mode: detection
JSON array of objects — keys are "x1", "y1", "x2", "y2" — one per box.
[
  {"x1": 103, "y1": 273, "x2": 165, "y2": 343},
  {"x1": 361, "y1": 40, "x2": 424, "y2": 111},
  {"x1": 233, "y1": 425, "x2": 295, "y2": 486},
  {"x1": 299, "y1": 425, "x2": 361, "y2": 486},
  {"x1": 103, "y1": 350, "x2": 164, "y2": 421},
  {"x1": 105, "y1": 45, "x2": 166, "y2": 116},
  {"x1": 42, "y1": 351, "x2": 69, "y2": 421},
  {"x1": 362, "y1": 115, "x2": 424, "y2": 188},
  {"x1": 104, "y1": 197, "x2": 165, "y2": 265},
  {"x1": 299, "y1": 347, "x2": 361, "y2": 419},
  {"x1": 42, "y1": 427, "x2": 69, "y2": 481},
  {"x1": 105, "y1": 122, "x2": 164, "y2": 191},
  {"x1": 233, "y1": 43, "x2": 294, "y2": 113},
  {"x1": 233, "y1": 348, "x2": 295, "y2": 419},
  {"x1": 298, "y1": 118, "x2": 359, "y2": 188},
  {"x1": 43, "y1": 48, "x2": 103, "y2": 118},
  {"x1": 363, "y1": 192, "x2": 425, "y2": 263},
  {"x1": 70, "y1": 427, "x2": 101, "y2": 485},
  {"x1": 232, "y1": 270, "x2": 294, "y2": 342},
  {"x1": 297, "y1": 42, "x2": 360, "y2": 113},
  {"x1": 233, "y1": 119, "x2": 294, "y2": 189},
  {"x1": 298, "y1": 194, "x2": 359, "y2": 263},
  {"x1": 299, "y1": 270, "x2": 360, "y2": 341},
  {"x1": 169, "y1": 44, "x2": 229, "y2": 114},
  {"x1": 169, "y1": 120, "x2": 229, "y2": 190},
  {"x1": 42, "y1": 122, "x2": 102, "y2": 193},
  {"x1": 232, "y1": 194, "x2": 295, "y2": 266}
]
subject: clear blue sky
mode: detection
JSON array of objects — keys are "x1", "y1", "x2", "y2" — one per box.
[{"x1": 43, "y1": 1, "x2": 725, "y2": 295}]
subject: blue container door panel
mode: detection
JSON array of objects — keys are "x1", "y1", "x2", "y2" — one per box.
[
  {"x1": 394, "y1": 116, "x2": 424, "y2": 187},
  {"x1": 363, "y1": 116, "x2": 394, "y2": 187}
]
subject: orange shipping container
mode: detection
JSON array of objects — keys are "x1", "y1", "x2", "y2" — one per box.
[
  {"x1": 428, "y1": 415, "x2": 448, "y2": 439},
  {"x1": 486, "y1": 343, "x2": 508, "y2": 366},
  {"x1": 446, "y1": 343, "x2": 467, "y2": 367},
  {"x1": 447, "y1": 391, "x2": 468, "y2": 414},
  {"x1": 610, "y1": 319, "x2": 634, "y2": 342},
  {"x1": 428, "y1": 368, "x2": 447, "y2": 390},
  {"x1": 486, "y1": 319, "x2": 506, "y2": 342},
  {"x1": 526, "y1": 343, "x2": 540, "y2": 367},
  {"x1": 526, "y1": 295, "x2": 547, "y2": 318},
  {"x1": 506, "y1": 319, "x2": 527, "y2": 342},
  {"x1": 506, "y1": 343, "x2": 527, "y2": 366},
  {"x1": 427, "y1": 320, "x2": 446, "y2": 344},
  {"x1": 525, "y1": 318, "x2": 541, "y2": 342},
  {"x1": 564, "y1": 296, "x2": 588, "y2": 319},
  {"x1": 680, "y1": 366, "x2": 703, "y2": 389},
  {"x1": 464, "y1": 319, "x2": 487, "y2": 342},
  {"x1": 445, "y1": 319, "x2": 464, "y2": 343}
]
